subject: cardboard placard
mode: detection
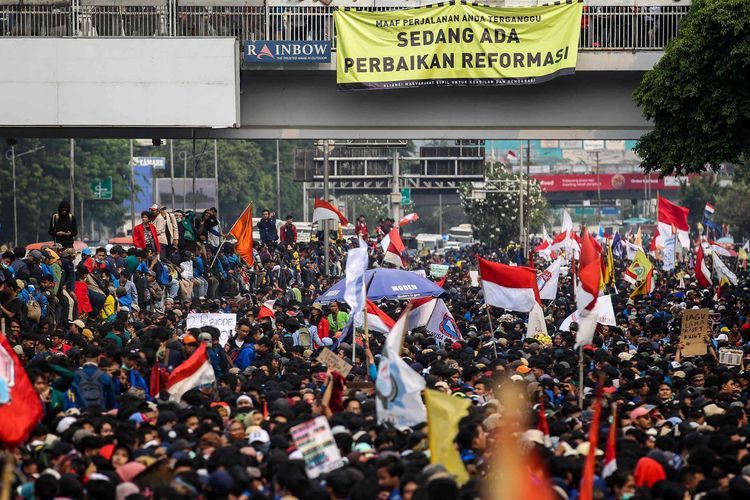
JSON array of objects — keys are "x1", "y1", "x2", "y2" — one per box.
[
  {"x1": 290, "y1": 416, "x2": 344, "y2": 479},
  {"x1": 186, "y1": 313, "x2": 237, "y2": 347},
  {"x1": 469, "y1": 270, "x2": 479, "y2": 287},
  {"x1": 430, "y1": 264, "x2": 449, "y2": 278},
  {"x1": 681, "y1": 308, "x2": 709, "y2": 357},
  {"x1": 317, "y1": 347, "x2": 353, "y2": 378},
  {"x1": 718, "y1": 348, "x2": 743, "y2": 366}
]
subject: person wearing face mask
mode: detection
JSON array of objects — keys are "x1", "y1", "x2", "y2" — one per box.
[{"x1": 48, "y1": 200, "x2": 78, "y2": 249}]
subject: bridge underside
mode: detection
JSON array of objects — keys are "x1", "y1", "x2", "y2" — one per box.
[{"x1": 0, "y1": 69, "x2": 650, "y2": 141}]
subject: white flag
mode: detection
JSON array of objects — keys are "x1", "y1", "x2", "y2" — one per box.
[
  {"x1": 426, "y1": 299, "x2": 462, "y2": 345},
  {"x1": 376, "y1": 313, "x2": 426, "y2": 429},
  {"x1": 712, "y1": 252, "x2": 738, "y2": 286},
  {"x1": 526, "y1": 302, "x2": 548, "y2": 338},
  {"x1": 560, "y1": 295, "x2": 616, "y2": 332},
  {"x1": 537, "y1": 258, "x2": 562, "y2": 301},
  {"x1": 344, "y1": 238, "x2": 369, "y2": 319},
  {"x1": 662, "y1": 235, "x2": 676, "y2": 271}
]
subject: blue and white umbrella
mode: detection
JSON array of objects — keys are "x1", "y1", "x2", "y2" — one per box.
[{"x1": 318, "y1": 268, "x2": 444, "y2": 303}]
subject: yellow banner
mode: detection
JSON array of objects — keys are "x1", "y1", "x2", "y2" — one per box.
[{"x1": 335, "y1": 0, "x2": 583, "y2": 90}]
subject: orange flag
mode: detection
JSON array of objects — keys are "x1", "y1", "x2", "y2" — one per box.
[{"x1": 229, "y1": 203, "x2": 254, "y2": 267}]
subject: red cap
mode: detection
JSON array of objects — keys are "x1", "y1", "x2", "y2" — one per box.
[{"x1": 451, "y1": 342, "x2": 462, "y2": 351}]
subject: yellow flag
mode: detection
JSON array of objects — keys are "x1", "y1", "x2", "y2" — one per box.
[
  {"x1": 626, "y1": 249, "x2": 653, "y2": 283},
  {"x1": 602, "y1": 242, "x2": 614, "y2": 289},
  {"x1": 424, "y1": 389, "x2": 471, "y2": 485},
  {"x1": 629, "y1": 268, "x2": 654, "y2": 299},
  {"x1": 634, "y1": 226, "x2": 643, "y2": 247}
]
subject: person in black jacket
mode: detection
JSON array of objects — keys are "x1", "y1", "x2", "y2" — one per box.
[
  {"x1": 48, "y1": 200, "x2": 78, "y2": 249},
  {"x1": 257, "y1": 209, "x2": 278, "y2": 247}
]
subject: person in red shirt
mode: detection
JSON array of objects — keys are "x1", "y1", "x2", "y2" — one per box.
[
  {"x1": 354, "y1": 215, "x2": 369, "y2": 240},
  {"x1": 132, "y1": 211, "x2": 160, "y2": 255},
  {"x1": 310, "y1": 303, "x2": 330, "y2": 340},
  {"x1": 280, "y1": 215, "x2": 298, "y2": 246}
]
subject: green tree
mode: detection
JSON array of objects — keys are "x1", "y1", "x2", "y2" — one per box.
[
  {"x1": 679, "y1": 176, "x2": 724, "y2": 225},
  {"x1": 715, "y1": 182, "x2": 750, "y2": 240},
  {"x1": 633, "y1": 0, "x2": 750, "y2": 175},
  {"x1": 458, "y1": 169, "x2": 548, "y2": 246}
]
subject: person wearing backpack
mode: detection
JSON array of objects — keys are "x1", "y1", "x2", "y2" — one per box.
[
  {"x1": 48, "y1": 200, "x2": 78, "y2": 249},
  {"x1": 70, "y1": 345, "x2": 116, "y2": 410}
]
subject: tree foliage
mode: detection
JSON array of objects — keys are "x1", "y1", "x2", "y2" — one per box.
[
  {"x1": 679, "y1": 176, "x2": 724, "y2": 225},
  {"x1": 715, "y1": 181, "x2": 750, "y2": 241},
  {"x1": 633, "y1": 0, "x2": 750, "y2": 175},
  {"x1": 458, "y1": 168, "x2": 548, "y2": 246}
]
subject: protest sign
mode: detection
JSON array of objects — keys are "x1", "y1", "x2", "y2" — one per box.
[
  {"x1": 290, "y1": 416, "x2": 344, "y2": 479},
  {"x1": 681, "y1": 308, "x2": 709, "y2": 357},
  {"x1": 335, "y1": 2, "x2": 583, "y2": 90},
  {"x1": 718, "y1": 348, "x2": 743, "y2": 366},
  {"x1": 430, "y1": 264, "x2": 449, "y2": 278},
  {"x1": 469, "y1": 270, "x2": 479, "y2": 287},
  {"x1": 186, "y1": 313, "x2": 236, "y2": 347},
  {"x1": 317, "y1": 348, "x2": 353, "y2": 378}
]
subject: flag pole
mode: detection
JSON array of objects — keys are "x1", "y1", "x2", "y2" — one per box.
[
  {"x1": 578, "y1": 346, "x2": 584, "y2": 408},
  {"x1": 0, "y1": 451, "x2": 14, "y2": 500},
  {"x1": 486, "y1": 304, "x2": 498, "y2": 359},
  {"x1": 211, "y1": 203, "x2": 251, "y2": 270}
]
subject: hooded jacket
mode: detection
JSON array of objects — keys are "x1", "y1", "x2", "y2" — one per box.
[{"x1": 48, "y1": 201, "x2": 78, "y2": 248}]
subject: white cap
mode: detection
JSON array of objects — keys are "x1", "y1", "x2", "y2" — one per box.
[{"x1": 247, "y1": 428, "x2": 270, "y2": 445}]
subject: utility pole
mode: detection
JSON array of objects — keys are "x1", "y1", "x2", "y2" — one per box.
[
  {"x1": 191, "y1": 134, "x2": 197, "y2": 213},
  {"x1": 170, "y1": 140, "x2": 176, "y2": 209},
  {"x1": 276, "y1": 139, "x2": 281, "y2": 216},
  {"x1": 214, "y1": 139, "x2": 219, "y2": 221},
  {"x1": 391, "y1": 151, "x2": 401, "y2": 222},
  {"x1": 130, "y1": 140, "x2": 135, "y2": 232},
  {"x1": 303, "y1": 182, "x2": 308, "y2": 221},
  {"x1": 525, "y1": 139, "x2": 531, "y2": 257},
  {"x1": 595, "y1": 150, "x2": 601, "y2": 226},
  {"x1": 323, "y1": 140, "x2": 330, "y2": 276},
  {"x1": 6, "y1": 145, "x2": 44, "y2": 247},
  {"x1": 69, "y1": 139, "x2": 75, "y2": 218}
]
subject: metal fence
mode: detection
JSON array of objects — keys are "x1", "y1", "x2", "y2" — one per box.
[{"x1": 0, "y1": 0, "x2": 691, "y2": 51}]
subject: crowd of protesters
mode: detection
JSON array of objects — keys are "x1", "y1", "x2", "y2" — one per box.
[{"x1": 1, "y1": 200, "x2": 750, "y2": 500}]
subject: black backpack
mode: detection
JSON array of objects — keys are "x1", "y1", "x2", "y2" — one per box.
[{"x1": 78, "y1": 369, "x2": 105, "y2": 408}]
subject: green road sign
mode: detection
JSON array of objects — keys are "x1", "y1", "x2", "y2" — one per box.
[
  {"x1": 400, "y1": 187, "x2": 411, "y2": 206},
  {"x1": 90, "y1": 177, "x2": 113, "y2": 200}
]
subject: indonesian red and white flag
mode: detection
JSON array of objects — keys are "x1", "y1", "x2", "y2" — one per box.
[
  {"x1": 354, "y1": 300, "x2": 396, "y2": 334},
  {"x1": 657, "y1": 196, "x2": 690, "y2": 248},
  {"x1": 398, "y1": 213, "x2": 419, "y2": 227},
  {"x1": 478, "y1": 258, "x2": 541, "y2": 313},
  {"x1": 312, "y1": 198, "x2": 349, "y2": 226},
  {"x1": 257, "y1": 299, "x2": 276, "y2": 320},
  {"x1": 0, "y1": 333, "x2": 43, "y2": 447},
  {"x1": 575, "y1": 229, "x2": 602, "y2": 348},
  {"x1": 381, "y1": 228, "x2": 407, "y2": 268},
  {"x1": 167, "y1": 343, "x2": 216, "y2": 402},
  {"x1": 506, "y1": 150, "x2": 517, "y2": 162},
  {"x1": 695, "y1": 244, "x2": 712, "y2": 287}
]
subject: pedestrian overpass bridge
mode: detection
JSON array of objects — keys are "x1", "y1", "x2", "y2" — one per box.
[{"x1": 0, "y1": 0, "x2": 691, "y2": 140}]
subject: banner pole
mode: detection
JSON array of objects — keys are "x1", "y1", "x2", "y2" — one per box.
[
  {"x1": 579, "y1": 345, "x2": 585, "y2": 408},
  {"x1": 486, "y1": 304, "x2": 498, "y2": 360}
]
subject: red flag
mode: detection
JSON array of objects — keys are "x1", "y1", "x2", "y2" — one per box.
[
  {"x1": 313, "y1": 199, "x2": 349, "y2": 226},
  {"x1": 537, "y1": 395, "x2": 550, "y2": 438},
  {"x1": 580, "y1": 388, "x2": 603, "y2": 500},
  {"x1": 478, "y1": 258, "x2": 541, "y2": 313},
  {"x1": 657, "y1": 196, "x2": 690, "y2": 246},
  {"x1": 0, "y1": 333, "x2": 43, "y2": 447},
  {"x1": 166, "y1": 343, "x2": 215, "y2": 401},
  {"x1": 577, "y1": 229, "x2": 601, "y2": 312},
  {"x1": 602, "y1": 403, "x2": 618, "y2": 478},
  {"x1": 398, "y1": 213, "x2": 419, "y2": 227},
  {"x1": 381, "y1": 228, "x2": 407, "y2": 268},
  {"x1": 229, "y1": 204, "x2": 254, "y2": 267}
]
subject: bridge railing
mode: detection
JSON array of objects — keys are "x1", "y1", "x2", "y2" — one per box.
[{"x1": 0, "y1": 0, "x2": 691, "y2": 51}]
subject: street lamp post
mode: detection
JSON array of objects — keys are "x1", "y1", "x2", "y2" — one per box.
[
  {"x1": 179, "y1": 149, "x2": 212, "y2": 212},
  {"x1": 5, "y1": 145, "x2": 45, "y2": 246}
]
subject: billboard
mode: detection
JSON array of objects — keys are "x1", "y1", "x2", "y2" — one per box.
[
  {"x1": 243, "y1": 41, "x2": 331, "y2": 63},
  {"x1": 335, "y1": 2, "x2": 583, "y2": 90},
  {"x1": 156, "y1": 178, "x2": 217, "y2": 212},
  {"x1": 533, "y1": 173, "x2": 691, "y2": 192},
  {"x1": 0, "y1": 38, "x2": 240, "y2": 127}
]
